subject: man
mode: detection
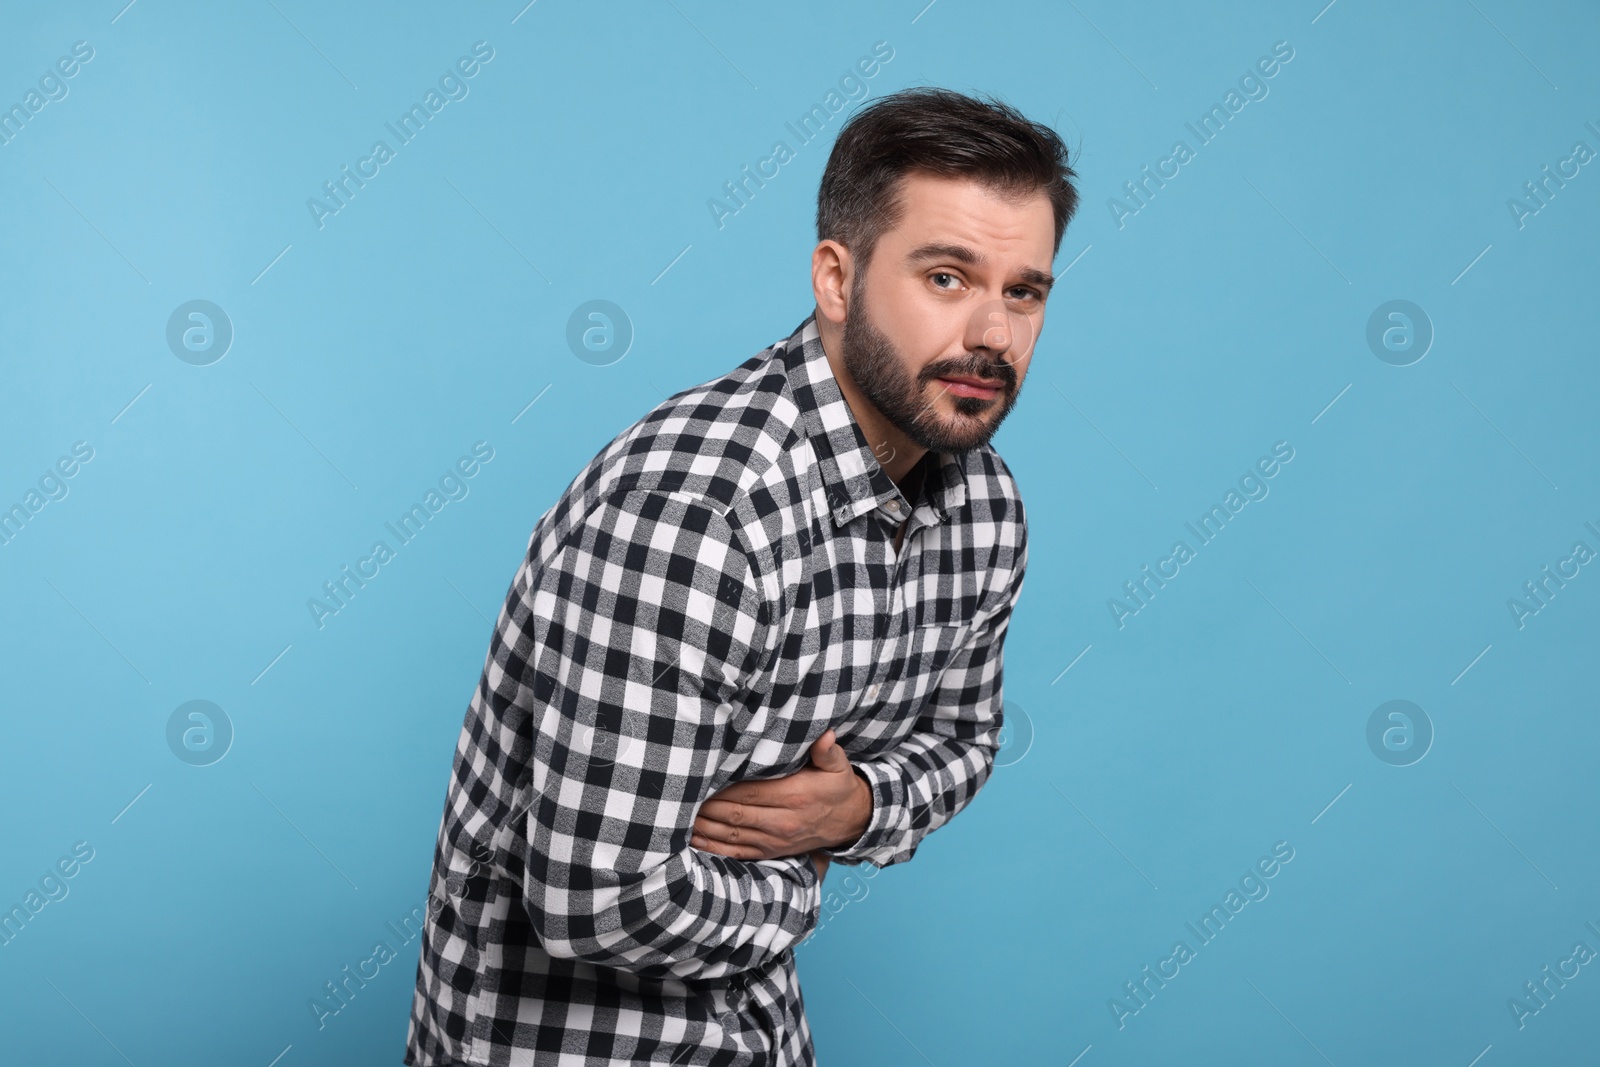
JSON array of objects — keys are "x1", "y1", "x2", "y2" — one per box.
[{"x1": 406, "y1": 86, "x2": 1079, "y2": 1066}]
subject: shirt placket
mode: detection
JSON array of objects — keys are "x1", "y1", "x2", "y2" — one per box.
[{"x1": 859, "y1": 495, "x2": 925, "y2": 710}]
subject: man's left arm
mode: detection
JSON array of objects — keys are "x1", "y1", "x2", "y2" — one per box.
[
  {"x1": 693, "y1": 524, "x2": 1028, "y2": 871},
  {"x1": 823, "y1": 543, "x2": 1025, "y2": 869}
]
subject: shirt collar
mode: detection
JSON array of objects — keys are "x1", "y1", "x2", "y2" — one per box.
[{"x1": 778, "y1": 311, "x2": 969, "y2": 529}]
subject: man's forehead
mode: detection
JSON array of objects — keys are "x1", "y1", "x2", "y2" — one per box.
[{"x1": 889, "y1": 172, "x2": 1055, "y2": 266}]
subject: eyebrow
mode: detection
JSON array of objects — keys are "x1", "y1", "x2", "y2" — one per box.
[{"x1": 904, "y1": 242, "x2": 1055, "y2": 293}]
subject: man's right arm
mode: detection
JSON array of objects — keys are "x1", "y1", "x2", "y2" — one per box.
[{"x1": 494, "y1": 487, "x2": 819, "y2": 980}]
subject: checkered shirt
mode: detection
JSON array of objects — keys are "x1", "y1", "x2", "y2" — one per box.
[{"x1": 405, "y1": 310, "x2": 1028, "y2": 1066}]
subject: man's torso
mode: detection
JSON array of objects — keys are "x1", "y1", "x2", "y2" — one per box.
[{"x1": 405, "y1": 312, "x2": 1026, "y2": 1066}]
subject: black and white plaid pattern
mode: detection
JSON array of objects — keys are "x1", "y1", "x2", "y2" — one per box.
[{"x1": 405, "y1": 311, "x2": 1028, "y2": 1066}]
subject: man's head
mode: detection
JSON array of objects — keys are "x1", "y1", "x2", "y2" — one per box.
[{"x1": 811, "y1": 88, "x2": 1078, "y2": 466}]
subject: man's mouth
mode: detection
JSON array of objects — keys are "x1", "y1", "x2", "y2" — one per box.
[{"x1": 936, "y1": 374, "x2": 1006, "y2": 400}]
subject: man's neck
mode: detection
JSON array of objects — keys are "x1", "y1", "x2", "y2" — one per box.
[{"x1": 895, "y1": 451, "x2": 928, "y2": 506}]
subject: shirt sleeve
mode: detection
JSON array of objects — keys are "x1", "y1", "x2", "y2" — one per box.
[
  {"x1": 494, "y1": 487, "x2": 821, "y2": 979},
  {"x1": 824, "y1": 514, "x2": 1029, "y2": 869}
]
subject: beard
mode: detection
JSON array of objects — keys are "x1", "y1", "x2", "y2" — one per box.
[{"x1": 839, "y1": 281, "x2": 1023, "y2": 455}]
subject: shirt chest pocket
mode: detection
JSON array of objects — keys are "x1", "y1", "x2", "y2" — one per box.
[
  {"x1": 886, "y1": 620, "x2": 970, "y2": 711},
  {"x1": 842, "y1": 621, "x2": 971, "y2": 757}
]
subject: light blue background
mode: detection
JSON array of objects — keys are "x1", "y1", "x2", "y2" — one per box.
[{"x1": 2, "y1": 1, "x2": 1597, "y2": 1064}]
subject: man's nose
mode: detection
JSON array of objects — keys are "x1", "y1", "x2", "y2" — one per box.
[
  {"x1": 965, "y1": 300, "x2": 1034, "y2": 366},
  {"x1": 978, "y1": 308, "x2": 1012, "y2": 351}
]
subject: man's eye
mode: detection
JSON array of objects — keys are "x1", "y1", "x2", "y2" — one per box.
[
  {"x1": 930, "y1": 272, "x2": 961, "y2": 289},
  {"x1": 1008, "y1": 287, "x2": 1041, "y2": 301}
]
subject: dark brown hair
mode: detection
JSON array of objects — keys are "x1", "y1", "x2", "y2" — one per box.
[{"x1": 816, "y1": 87, "x2": 1079, "y2": 274}]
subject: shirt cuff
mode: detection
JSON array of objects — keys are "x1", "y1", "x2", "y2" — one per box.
[{"x1": 822, "y1": 761, "x2": 903, "y2": 867}]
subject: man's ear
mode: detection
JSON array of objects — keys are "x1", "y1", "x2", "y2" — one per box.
[{"x1": 811, "y1": 240, "x2": 853, "y2": 327}]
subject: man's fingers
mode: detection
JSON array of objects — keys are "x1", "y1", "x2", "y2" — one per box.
[
  {"x1": 697, "y1": 799, "x2": 750, "y2": 827},
  {"x1": 704, "y1": 779, "x2": 790, "y2": 805},
  {"x1": 690, "y1": 833, "x2": 767, "y2": 861},
  {"x1": 697, "y1": 804, "x2": 805, "y2": 843},
  {"x1": 691, "y1": 818, "x2": 794, "y2": 859},
  {"x1": 699, "y1": 798, "x2": 793, "y2": 828},
  {"x1": 693, "y1": 815, "x2": 785, "y2": 855}
]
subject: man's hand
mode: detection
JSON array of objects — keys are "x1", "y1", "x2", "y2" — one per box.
[{"x1": 691, "y1": 730, "x2": 871, "y2": 864}]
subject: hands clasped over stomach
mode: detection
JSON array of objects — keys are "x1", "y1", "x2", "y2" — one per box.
[{"x1": 690, "y1": 730, "x2": 871, "y2": 882}]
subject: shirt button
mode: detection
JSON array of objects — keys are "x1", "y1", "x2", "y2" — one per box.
[
  {"x1": 886, "y1": 500, "x2": 903, "y2": 518},
  {"x1": 866, "y1": 683, "x2": 881, "y2": 702}
]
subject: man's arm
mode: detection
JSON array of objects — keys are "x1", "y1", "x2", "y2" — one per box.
[
  {"x1": 823, "y1": 539, "x2": 1025, "y2": 869},
  {"x1": 495, "y1": 487, "x2": 820, "y2": 979},
  {"x1": 694, "y1": 521, "x2": 1028, "y2": 870}
]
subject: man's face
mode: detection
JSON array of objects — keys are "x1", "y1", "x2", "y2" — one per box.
[{"x1": 839, "y1": 172, "x2": 1056, "y2": 455}]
